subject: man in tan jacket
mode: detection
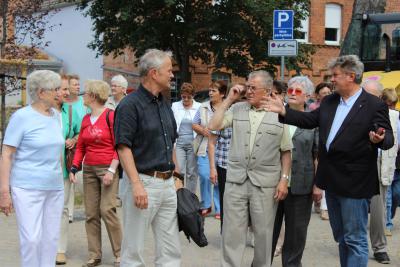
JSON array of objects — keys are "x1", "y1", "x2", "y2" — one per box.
[{"x1": 209, "y1": 70, "x2": 292, "y2": 267}]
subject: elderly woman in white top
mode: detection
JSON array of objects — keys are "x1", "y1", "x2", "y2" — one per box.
[
  {"x1": 0, "y1": 70, "x2": 65, "y2": 267},
  {"x1": 105, "y1": 74, "x2": 128, "y2": 110},
  {"x1": 172, "y1": 82, "x2": 201, "y2": 193}
]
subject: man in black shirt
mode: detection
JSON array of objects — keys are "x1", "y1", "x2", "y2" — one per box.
[{"x1": 114, "y1": 49, "x2": 181, "y2": 266}]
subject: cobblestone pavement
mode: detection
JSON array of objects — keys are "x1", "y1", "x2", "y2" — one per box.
[{"x1": 1, "y1": 207, "x2": 400, "y2": 267}]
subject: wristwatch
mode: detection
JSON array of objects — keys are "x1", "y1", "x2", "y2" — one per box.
[
  {"x1": 281, "y1": 174, "x2": 289, "y2": 181},
  {"x1": 107, "y1": 167, "x2": 116, "y2": 174},
  {"x1": 70, "y1": 166, "x2": 79, "y2": 175}
]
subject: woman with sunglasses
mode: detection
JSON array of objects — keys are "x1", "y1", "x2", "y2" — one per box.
[
  {"x1": 271, "y1": 76, "x2": 319, "y2": 267},
  {"x1": 172, "y1": 83, "x2": 201, "y2": 193}
]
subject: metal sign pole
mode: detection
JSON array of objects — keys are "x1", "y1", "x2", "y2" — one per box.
[{"x1": 280, "y1": 56, "x2": 285, "y2": 81}]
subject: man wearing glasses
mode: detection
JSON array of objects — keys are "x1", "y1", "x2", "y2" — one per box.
[
  {"x1": 209, "y1": 70, "x2": 292, "y2": 267},
  {"x1": 264, "y1": 55, "x2": 394, "y2": 267}
]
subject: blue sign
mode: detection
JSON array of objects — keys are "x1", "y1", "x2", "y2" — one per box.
[{"x1": 273, "y1": 10, "x2": 294, "y2": 40}]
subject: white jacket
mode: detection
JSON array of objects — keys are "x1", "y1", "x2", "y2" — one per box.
[
  {"x1": 171, "y1": 100, "x2": 201, "y2": 138},
  {"x1": 379, "y1": 109, "x2": 399, "y2": 186}
]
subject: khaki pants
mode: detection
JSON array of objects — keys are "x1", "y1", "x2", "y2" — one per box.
[
  {"x1": 221, "y1": 179, "x2": 277, "y2": 267},
  {"x1": 83, "y1": 164, "x2": 122, "y2": 260},
  {"x1": 370, "y1": 183, "x2": 388, "y2": 253},
  {"x1": 120, "y1": 173, "x2": 181, "y2": 267}
]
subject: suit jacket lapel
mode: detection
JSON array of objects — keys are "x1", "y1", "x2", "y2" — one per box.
[{"x1": 331, "y1": 90, "x2": 367, "y2": 145}]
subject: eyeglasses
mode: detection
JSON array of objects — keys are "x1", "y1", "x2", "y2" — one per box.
[
  {"x1": 181, "y1": 95, "x2": 193, "y2": 100},
  {"x1": 246, "y1": 85, "x2": 272, "y2": 94},
  {"x1": 287, "y1": 88, "x2": 303, "y2": 96}
]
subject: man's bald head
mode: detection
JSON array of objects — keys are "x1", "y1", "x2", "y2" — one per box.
[{"x1": 362, "y1": 80, "x2": 383, "y2": 97}]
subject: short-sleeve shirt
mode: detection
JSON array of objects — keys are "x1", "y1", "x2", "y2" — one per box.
[
  {"x1": 114, "y1": 85, "x2": 178, "y2": 172},
  {"x1": 4, "y1": 106, "x2": 64, "y2": 190},
  {"x1": 221, "y1": 107, "x2": 292, "y2": 152}
]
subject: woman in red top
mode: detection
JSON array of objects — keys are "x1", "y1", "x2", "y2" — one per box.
[{"x1": 70, "y1": 80, "x2": 122, "y2": 267}]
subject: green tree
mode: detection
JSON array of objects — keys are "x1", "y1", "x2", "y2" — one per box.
[{"x1": 80, "y1": 0, "x2": 313, "y2": 81}]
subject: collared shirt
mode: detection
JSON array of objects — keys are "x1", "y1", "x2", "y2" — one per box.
[
  {"x1": 114, "y1": 84, "x2": 178, "y2": 173},
  {"x1": 105, "y1": 95, "x2": 126, "y2": 110},
  {"x1": 248, "y1": 108, "x2": 267, "y2": 153},
  {"x1": 326, "y1": 88, "x2": 363, "y2": 150}
]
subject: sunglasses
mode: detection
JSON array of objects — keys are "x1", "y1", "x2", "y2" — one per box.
[{"x1": 287, "y1": 88, "x2": 303, "y2": 96}]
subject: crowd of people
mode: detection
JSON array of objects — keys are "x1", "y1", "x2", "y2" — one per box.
[{"x1": 0, "y1": 49, "x2": 400, "y2": 267}]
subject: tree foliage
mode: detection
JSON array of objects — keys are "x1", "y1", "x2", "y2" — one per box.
[
  {"x1": 79, "y1": 0, "x2": 313, "y2": 80},
  {"x1": 0, "y1": 0, "x2": 59, "y2": 143}
]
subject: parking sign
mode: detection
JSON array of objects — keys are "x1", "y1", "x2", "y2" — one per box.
[{"x1": 273, "y1": 10, "x2": 294, "y2": 40}]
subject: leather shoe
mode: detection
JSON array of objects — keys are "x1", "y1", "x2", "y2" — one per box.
[
  {"x1": 374, "y1": 252, "x2": 390, "y2": 264},
  {"x1": 82, "y1": 258, "x2": 101, "y2": 267},
  {"x1": 56, "y1": 253, "x2": 66, "y2": 265}
]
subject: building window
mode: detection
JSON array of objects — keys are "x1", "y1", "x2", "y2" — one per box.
[
  {"x1": 325, "y1": 4, "x2": 341, "y2": 45},
  {"x1": 297, "y1": 16, "x2": 309, "y2": 43},
  {"x1": 212, "y1": 71, "x2": 231, "y2": 84}
]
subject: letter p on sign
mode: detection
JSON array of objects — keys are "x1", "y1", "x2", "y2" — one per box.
[{"x1": 278, "y1": 12, "x2": 289, "y2": 27}]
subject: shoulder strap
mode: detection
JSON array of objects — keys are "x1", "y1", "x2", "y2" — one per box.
[
  {"x1": 67, "y1": 104, "x2": 72, "y2": 137},
  {"x1": 105, "y1": 109, "x2": 113, "y2": 139}
]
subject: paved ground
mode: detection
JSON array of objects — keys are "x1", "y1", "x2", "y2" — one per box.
[{"x1": 1, "y1": 206, "x2": 400, "y2": 267}]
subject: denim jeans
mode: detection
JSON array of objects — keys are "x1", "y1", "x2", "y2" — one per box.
[
  {"x1": 325, "y1": 191, "x2": 369, "y2": 267},
  {"x1": 386, "y1": 185, "x2": 393, "y2": 230},
  {"x1": 390, "y1": 169, "x2": 400, "y2": 222},
  {"x1": 197, "y1": 155, "x2": 220, "y2": 213},
  {"x1": 175, "y1": 142, "x2": 198, "y2": 194}
]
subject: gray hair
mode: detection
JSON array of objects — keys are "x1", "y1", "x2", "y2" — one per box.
[
  {"x1": 288, "y1": 76, "x2": 315, "y2": 96},
  {"x1": 361, "y1": 79, "x2": 384, "y2": 94},
  {"x1": 328, "y1": 55, "x2": 364, "y2": 84},
  {"x1": 111, "y1": 74, "x2": 128, "y2": 89},
  {"x1": 27, "y1": 70, "x2": 61, "y2": 102},
  {"x1": 139, "y1": 49, "x2": 173, "y2": 77},
  {"x1": 248, "y1": 70, "x2": 273, "y2": 88}
]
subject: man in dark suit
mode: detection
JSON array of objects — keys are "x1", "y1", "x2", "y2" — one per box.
[{"x1": 264, "y1": 55, "x2": 394, "y2": 267}]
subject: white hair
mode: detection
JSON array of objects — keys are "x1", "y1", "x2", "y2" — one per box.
[
  {"x1": 248, "y1": 70, "x2": 273, "y2": 88},
  {"x1": 111, "y1": 74, "x2": 128, "y2": 89},
  {"x1": 139, "y1": 49, "x2": 173, "y2": 77},
  {"x1": 288, "y1": 76, "x2": 315, "y2": 96},
  {"x1": 328, "y1": 55, "x2": 364, "y2": 84},
  {"x1": 361, "y1": 79, "x2": 384, "y2": 94},
  {"x1": 27, "y1": 70, "x2": 61, "y2": 102}
]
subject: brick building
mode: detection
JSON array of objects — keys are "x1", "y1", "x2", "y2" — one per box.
[{"x1": 103, "y1": 0, "x2": 400, "y2": 98}]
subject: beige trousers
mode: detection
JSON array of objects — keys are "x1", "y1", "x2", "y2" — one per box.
[
  {"x1": 83, "y1": 164, "x2": 122, "y2": 260},
  {"x1": 120, "y1": 173, "x2": 181, "y2": 267},
  {"x1": 221, "y1": 179, "x2": 277, "y2": 267}
]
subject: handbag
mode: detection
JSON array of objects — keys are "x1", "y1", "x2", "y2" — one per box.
[
  {"x1": 65, "y1": 105, "x2": 76, "y2": 170},
  {"x1": 192, "y1": 105, "x2": 208, "y2": 155},
  {"x1": 192, "y1": 134, "x2": 204, "y2": 155}
]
